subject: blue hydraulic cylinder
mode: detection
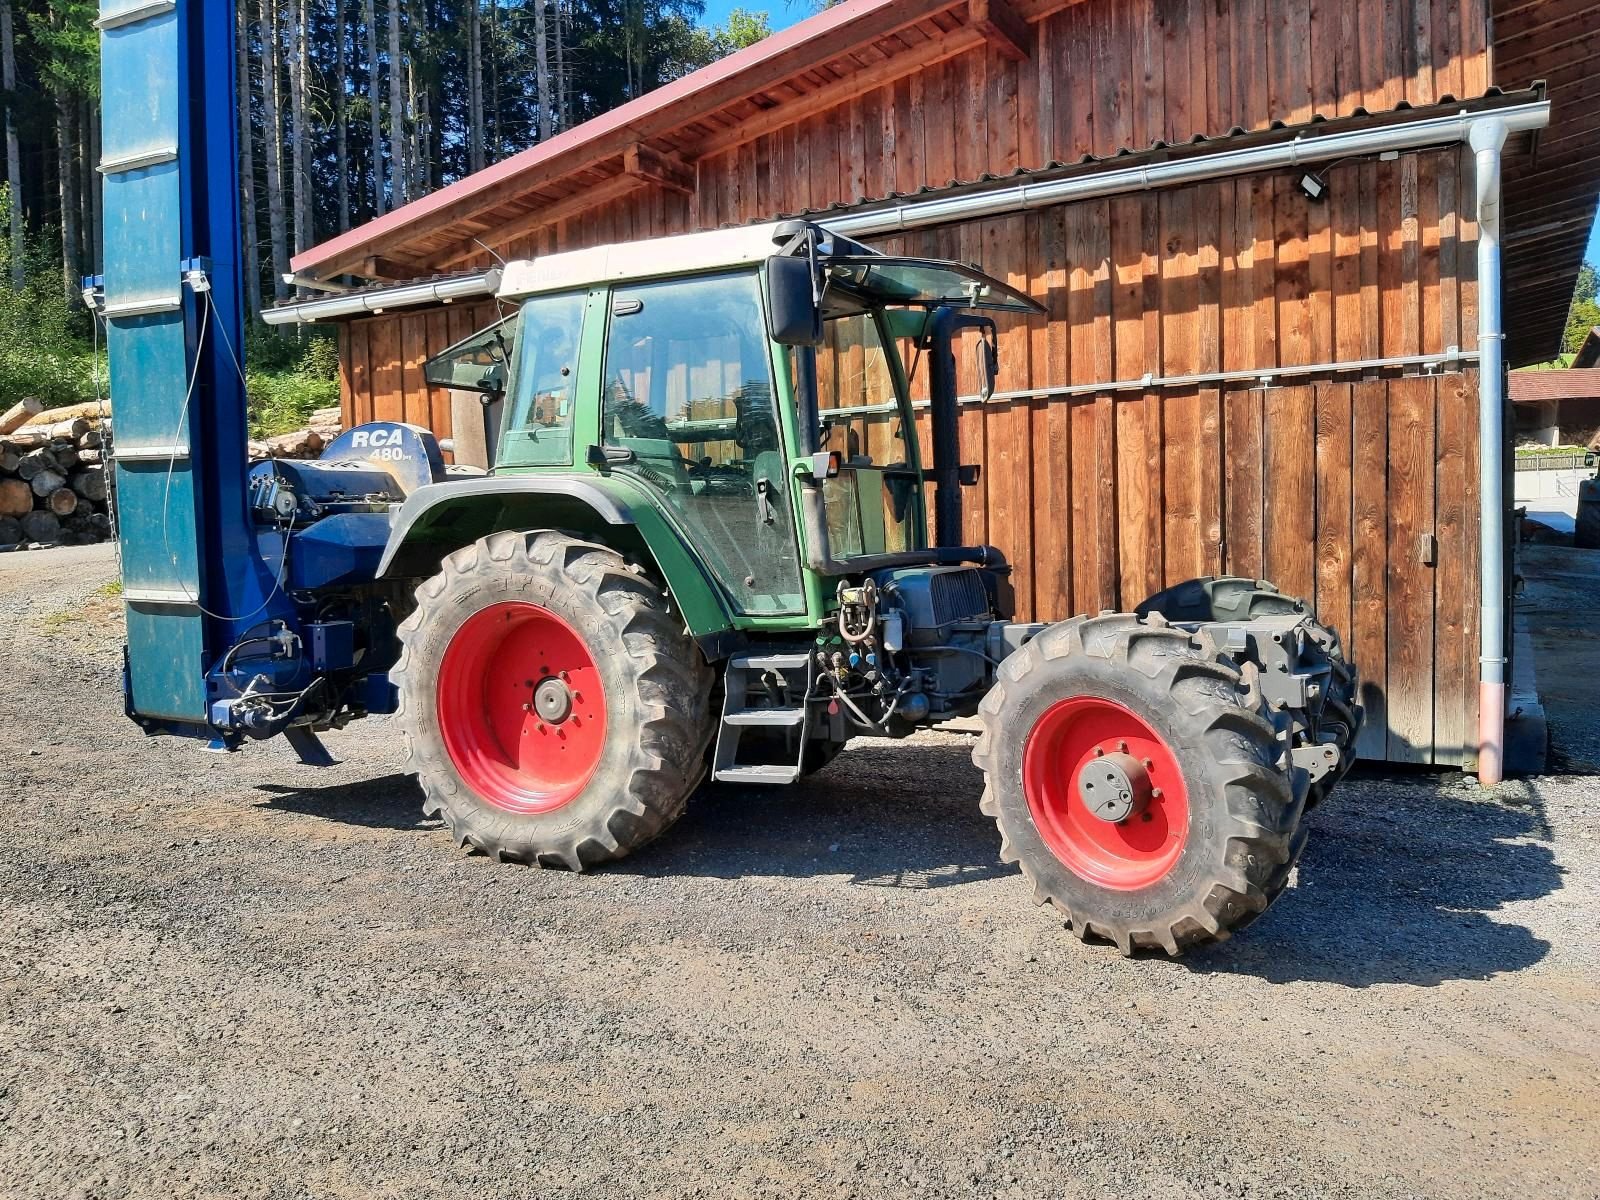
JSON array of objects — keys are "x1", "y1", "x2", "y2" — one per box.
[{"x1": 98, "y1": 0, "x2": 295, "y2": 731}]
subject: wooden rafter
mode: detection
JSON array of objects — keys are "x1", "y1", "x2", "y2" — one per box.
[
  {"x1": 969, "y1": 0, "x2": 1031, "y2": 60},
  {"x1": 623, "y1": 143, "x2": 696, "y2": 195},
  {"x1": 360, "y1": 254, "x2": 432, "y2": 281},
  {"x1": 693, "y1": 28, "x2": 988, "y2": 159},
  {"x1": 432, "y1": 172, "x2": 645, "y2": 269}
]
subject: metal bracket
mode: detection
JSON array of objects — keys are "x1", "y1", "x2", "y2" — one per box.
[
  {"x1": 98, "y1": 146, "x2": 179, "y2": 175},
  {"x1": 113, "y1": 444, "x2": 191, "y2": 462},
  {"x1": 121, "y1": 586, "x2": 200, "y2": 608},
  {"x1": 94, "y1": 0, "x2": 176, "y2": 31},
  {"x1": 101, "y1": 295, "x2": 183, "y2": 320}
]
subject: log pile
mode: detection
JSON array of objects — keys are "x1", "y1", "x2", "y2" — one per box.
[
  {"x1": 0, "y1": 399, "x2": 114, "y2": 551},
  {"x1": 247, "y1": 406, "x2": 343, "y2": 461},
  {"x1": 0, "y1": 399, "x2": 343, "y2": 552}
]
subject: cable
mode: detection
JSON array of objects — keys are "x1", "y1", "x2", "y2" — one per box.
[
  {"x1": 88, "y1": 299, "x2": 123, "y2": 574},
  {"x1": 158, "y1": 285, "x2": 296, "y2": 625},
  {"x1": 906, "y1": 643, "x2": 1003, "y2": 668}
]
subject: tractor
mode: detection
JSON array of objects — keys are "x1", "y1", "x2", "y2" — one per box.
[{"x1": 226, "y1": 219, "x2": 1358, "y2": 956}]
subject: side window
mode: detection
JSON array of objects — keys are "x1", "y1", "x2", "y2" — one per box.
[
  {"x1": 602, "y1": 271, "x2": 803, "y2": 615},
  {"x1": 423, "y1": 316, "x2": 515, "y2": 395},
  {"x1": 501, "y1": 290, "x2": 587, "y2": 465}
]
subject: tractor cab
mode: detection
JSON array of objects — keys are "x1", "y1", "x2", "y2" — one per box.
[{"x1": 415, "y1": 220, "x2": 1040, "y2": 624}]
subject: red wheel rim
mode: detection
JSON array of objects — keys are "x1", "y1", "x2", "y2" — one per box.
[
  {"x1": 436, "y1": 601, "x2": 607, "y2": 814},
  {"x1": 1021, "y1": 696, "x2": 1189, "y2": 890}
]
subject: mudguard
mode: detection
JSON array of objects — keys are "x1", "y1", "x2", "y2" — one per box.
[{"x1": 376, "y1": 475, "x2": 735, "y2": 639}]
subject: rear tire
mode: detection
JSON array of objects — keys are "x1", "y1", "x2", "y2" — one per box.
[
  {"x1": 973, "y1": 613, "x2": 1305, "y2": 955},
  {"x1": 393, "y1": 530, "x2": 715, "y2": 870}
]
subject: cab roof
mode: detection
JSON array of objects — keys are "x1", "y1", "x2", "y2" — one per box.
[{"x1": 496, "y1": 221, "x2": 863, "y2": 301}]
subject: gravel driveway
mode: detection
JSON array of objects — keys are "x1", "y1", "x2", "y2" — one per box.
[{"x1": 2, "y1": 544, "x2": 1596, "y2": 1200}]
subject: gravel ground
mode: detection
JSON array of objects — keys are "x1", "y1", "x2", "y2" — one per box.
[{"x1": 2, "y1": 544, "x2": 1597, "y2": 1200}]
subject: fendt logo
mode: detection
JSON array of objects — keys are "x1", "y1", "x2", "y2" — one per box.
[{"x1": 349, "y1": 428, "x2": 405, "y2": 450}]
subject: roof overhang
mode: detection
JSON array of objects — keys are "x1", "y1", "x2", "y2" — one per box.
[{"x1": 1494, "y1": 0, "x2": 1600, "y2": 365}]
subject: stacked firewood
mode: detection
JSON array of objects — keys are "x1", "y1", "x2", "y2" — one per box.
[
  {"x1": 0, "y1": 399, "x2": 114, "y2": 550},
  {"x1": 247, "y1": 406, "x2": 344, "y2": 461},
  {"x1": 0, "y1": 400, "x2": 344, "y2": 551}
]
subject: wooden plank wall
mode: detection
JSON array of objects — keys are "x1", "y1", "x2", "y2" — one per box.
[
  {"x1": 341, "y1": 299, "x2": 506, "y2": 445},
  {"x1": 336, "y1": 0, "x2": 1494, "y2": 765},
  {"x1": 863, "y1": 148, "x2": 1480, "y2": 767}
]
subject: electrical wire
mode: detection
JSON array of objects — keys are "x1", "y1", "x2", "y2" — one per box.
[
  {"x1": 88, "y1": 298, "x2": 123, "y2": 575},
  {"x1": 906, "y1": 643, "x2": 1003, "y2": 668},
  {"x1": 158, "y1": 285, "x2": 296, "y2": 624}
]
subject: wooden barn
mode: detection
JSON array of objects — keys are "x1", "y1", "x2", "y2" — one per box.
[{"x1": 268, "y1": 0, "x2": 1600, "y2": 775}]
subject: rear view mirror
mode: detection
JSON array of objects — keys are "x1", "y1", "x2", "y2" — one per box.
[{"x1": 766, "y1": 256, "x2": 822, "y2": 346}]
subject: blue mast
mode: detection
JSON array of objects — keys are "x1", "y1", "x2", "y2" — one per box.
[{"x1": 99, "y1": 0, "x2": 296, "y2": 736}]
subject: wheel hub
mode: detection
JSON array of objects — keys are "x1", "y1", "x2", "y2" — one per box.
[
  {"x1": 1021, "y1": 696, "x2": 1190, "y2": 891},
  {"x1": 1076, "y1": 751, "x2": 1151, "y2": 824},
  {"x1": 533, "y1": 676, "x2": 574, "y2": 724},
  {"x1": 435, "y1": 602, "x2": 607, "y2": 815}
]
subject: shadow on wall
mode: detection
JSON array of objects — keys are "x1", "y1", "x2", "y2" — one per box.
[{"x1": 252, "y1": 735, "x2": 1559, "y2": 990}]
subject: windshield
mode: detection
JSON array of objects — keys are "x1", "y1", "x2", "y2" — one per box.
[{"x1": 793, "y1": 311, "x2": 925, "y2": 558}]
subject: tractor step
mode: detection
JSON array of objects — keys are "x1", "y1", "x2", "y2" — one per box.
[
  {"x1": 728, "y1": 653, "x2": 812, "y2": 672},
  {"x1": 715, "y1": 764, "x2": 803, "y2": 785},
  {"x1": 723, "y1": 707, "x2": 805, "y2": 727},
  {"x1": 712, "y1": 650, "x2": 815, "y2": 785}
]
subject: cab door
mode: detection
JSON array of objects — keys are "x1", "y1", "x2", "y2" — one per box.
[{"x1": 599, "y1": 270, "x2": 805, "y2": 616}]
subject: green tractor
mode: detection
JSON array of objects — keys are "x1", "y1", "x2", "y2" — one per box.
[{"x1": 378, "y1": 220, "x2": 1359, "y2": 955}]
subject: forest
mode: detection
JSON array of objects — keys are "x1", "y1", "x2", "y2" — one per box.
[{"x1": 0, "y1": 0, "x2": 772, "y2": 428}]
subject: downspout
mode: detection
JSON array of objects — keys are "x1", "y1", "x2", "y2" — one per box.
[{"x1": 1471, "y1": 118, "x2": 1508, "y2": 787}]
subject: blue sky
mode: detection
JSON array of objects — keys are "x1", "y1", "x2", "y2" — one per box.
[
  {"x1": 700, "y1": 1, "x2": 804, "y2": 33},
  {"x1": 1589, "y1": 215, "x2": 1600, "y2": 267}
]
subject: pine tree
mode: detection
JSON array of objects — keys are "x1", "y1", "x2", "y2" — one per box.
[{"x1": 1, "y1": 0, "x2": 24, "y2": 290}]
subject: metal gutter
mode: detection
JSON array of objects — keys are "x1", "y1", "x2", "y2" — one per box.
[
  {"x1": 822, "y1": 101, "x2": 1551, "y2": 239},
  {"x1": 261, "y1": 269, "x2": 502, "y2": 326}
]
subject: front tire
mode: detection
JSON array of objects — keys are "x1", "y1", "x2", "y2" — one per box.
[
  {"x1": 393, "y1": 530, "x2": 714, "y2": 870},
  {"x1": 1135, "y1": 575, "x2": 1362, "y2": 809},
  {"x1": 974, "y1": 613, "x2": 1305, "y2": 955}
]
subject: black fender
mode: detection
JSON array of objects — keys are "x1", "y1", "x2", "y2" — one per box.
[{"x1": 376, "y1": 477, "x2": 635, "y2": 579}]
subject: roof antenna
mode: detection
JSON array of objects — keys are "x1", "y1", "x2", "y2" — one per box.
[{"x1": 473, "y1": 237, "x2": 507, "y2": 267}]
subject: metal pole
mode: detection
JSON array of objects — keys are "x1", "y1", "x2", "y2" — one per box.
[{"x1": 1471, "y1": 117, "x2": 1508, "y2": 787}]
